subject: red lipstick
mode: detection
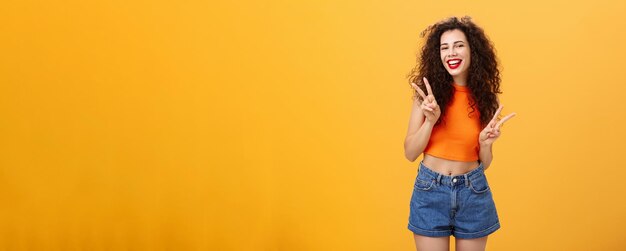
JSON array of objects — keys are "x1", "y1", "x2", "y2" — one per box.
[{"x1": 446, "y1": 59, "x2": 462, "y2": 70}]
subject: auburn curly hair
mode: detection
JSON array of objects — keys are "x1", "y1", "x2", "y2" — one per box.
[{"x1": 407, "y1": 16, "x2": 501, "y2": 127}]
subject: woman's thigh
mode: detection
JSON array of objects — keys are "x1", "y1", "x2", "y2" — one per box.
[
  {"x1": 455, "y1": 236, "x2": 488, "y2": 251},
  {"x1": 413, "y1": 234, "x2": 449, "y2": 251}
]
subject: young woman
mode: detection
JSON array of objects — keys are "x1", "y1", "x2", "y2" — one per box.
[{"x1": 404, "y1": 16, "x2": 515, "y2": 251}]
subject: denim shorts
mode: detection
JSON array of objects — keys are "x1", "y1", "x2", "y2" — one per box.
[{"x1": 407, "y1": 161, "x2": 500, "y2": 239}]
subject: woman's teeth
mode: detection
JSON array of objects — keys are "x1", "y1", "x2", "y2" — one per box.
[{"x1": 447, "y1": 59, "x2": 461, "y2": 69}]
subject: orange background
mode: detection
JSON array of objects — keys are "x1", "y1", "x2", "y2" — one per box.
[{"x1": 1, "y1": 0, "x2": 625, "y2": 250}]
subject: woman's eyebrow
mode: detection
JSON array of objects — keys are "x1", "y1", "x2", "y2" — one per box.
[{"x1": 440, "y1": 41, "x2": 465, "y2": 46}]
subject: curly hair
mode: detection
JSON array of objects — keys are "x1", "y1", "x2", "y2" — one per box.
[{"x1": 407, "y1": 16, "x2": 501, "y2": 127}]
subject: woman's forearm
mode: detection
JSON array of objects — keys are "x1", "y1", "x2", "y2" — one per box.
[
  {"x1": 404, "y1": 120, "x2": 435, "y2": 162},
  {"x1": 478, "y1": 143, "x2": 493, "y2": 170}
]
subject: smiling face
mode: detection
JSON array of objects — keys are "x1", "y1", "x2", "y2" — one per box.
[{"x1": 440, "y1": 29, "x2": 470, "y2": 83}]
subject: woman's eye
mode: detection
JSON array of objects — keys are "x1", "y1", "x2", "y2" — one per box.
[{"x1": 441, "y1": 47, "x2": 448, "y2": 51}]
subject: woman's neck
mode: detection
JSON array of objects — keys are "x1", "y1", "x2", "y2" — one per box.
[{"x1": 453, "y1": 75, "x2": 468, "y2": 86}]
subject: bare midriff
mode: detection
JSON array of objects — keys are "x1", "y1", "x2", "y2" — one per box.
[{"x1": 422, "y1": 154, "x2": 480, "y2": 176}]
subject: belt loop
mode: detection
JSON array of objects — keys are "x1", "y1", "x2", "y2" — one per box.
[
  {"x1": 464, "y1": 173, "x2": 469, "y2": 187},
  {"x1": 436, "y1": 174, "x2": 442, "y2": 185}
]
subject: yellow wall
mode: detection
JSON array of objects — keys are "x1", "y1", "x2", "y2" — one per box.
[{"x1": 1, "y1": 0, "x2": 625, "y2": 250}]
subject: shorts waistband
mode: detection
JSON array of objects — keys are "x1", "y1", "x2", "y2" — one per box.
[{"x1": 418, "y1": 161, "x2": 485, "y2": 187}]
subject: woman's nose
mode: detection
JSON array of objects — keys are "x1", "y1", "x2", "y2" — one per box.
[{"x1": 449, "y1": 48, "x2": 457, "y2": 57}]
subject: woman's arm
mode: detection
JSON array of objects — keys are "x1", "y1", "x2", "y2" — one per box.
[
  {"x1": 478, "y1": 143, "x2": 493, "y2": 170},
  {"x1": 404, "y1": 98, "x2": 435, "y2": 162},
  {"x1": 404, "y1": 78, "x2": 441, "y2": 162},
  {"x1": 478, "y1": 101, "x2": 516, "y2": 170}
]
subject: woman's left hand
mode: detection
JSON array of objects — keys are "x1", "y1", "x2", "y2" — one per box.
[{"x1": 479, "y1": 105, "x2": 516, "y2": 146}]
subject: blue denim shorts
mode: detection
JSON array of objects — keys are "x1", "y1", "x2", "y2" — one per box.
[{"x1": 407, "y1": 161, "x2": 500, "y2": 239}]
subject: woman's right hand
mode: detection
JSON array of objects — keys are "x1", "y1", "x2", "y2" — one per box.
[{"x1": 411, "y1": 77, "x2": 441, "y2": 123}]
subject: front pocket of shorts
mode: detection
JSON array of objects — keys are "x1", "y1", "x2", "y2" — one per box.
[
  {"x1": 414, "y1": 178, "x2": 435, "y2": 191},
  {"x1": 469, "y1": 174, "x2": 490, "y2": 194}
]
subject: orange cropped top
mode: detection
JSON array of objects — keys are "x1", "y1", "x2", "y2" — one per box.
[{"x1": 423, "y1": 83, "x2": 482, "y2": 161}]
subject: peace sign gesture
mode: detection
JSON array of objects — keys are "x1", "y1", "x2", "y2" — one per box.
[
  {"x1": 411, "y1": 77, "x2": 441, "y2": 123},
  {"x1": 479, "y1": 105, "x2": 516, "y2": 146}
]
